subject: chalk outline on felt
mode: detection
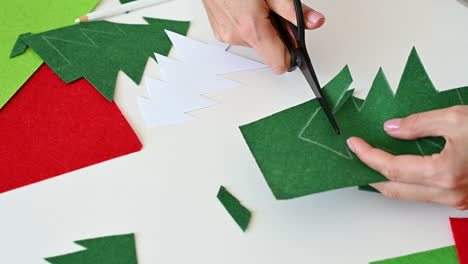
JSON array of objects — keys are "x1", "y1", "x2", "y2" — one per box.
[
  {"x1": 36, "y1": 24, "x2": 128, "y2": 72},
  {"x1": 298, "y1": 107, "x2": 354, "y2": 160},
  {"x1": 297, "y1": 67, "x2": 462, "y2": 159}
]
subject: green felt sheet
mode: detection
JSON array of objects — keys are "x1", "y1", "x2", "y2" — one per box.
[
  {"x1": 0, "y1": 0, "x2": 99, "y2": 109},
  {"x1": 45, "y1": 234, "x2": 138, "y2": 264},
  {"x1": 370, "y1": 246, "x2": 459, "y2": 264},
  {"x1": 217, "y1": 186, "x2": 252, "y2": 232},
  {"x1": 11, "y1": 18, "x2": 190, "y2": 101},
  {"x1": 240, "y1": 48, "x2": 468, "y2": 199}
]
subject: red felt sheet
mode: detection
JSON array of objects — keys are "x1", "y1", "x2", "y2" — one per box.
[
  {"x1": 0, "y1": 64, "x2": 142, "y2": 193},
  {"x1": 451, "y1": 218, "x2": 468, "y2": 264}
]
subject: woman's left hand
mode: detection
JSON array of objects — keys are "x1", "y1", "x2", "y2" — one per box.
[{"x1": 347, "y1": 105, "x2": 468, "y2": 210}]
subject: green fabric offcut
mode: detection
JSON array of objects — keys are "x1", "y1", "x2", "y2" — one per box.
[
  {"x1": 11, "y1": 18, "x2": 190, "y2": 101},
  {"x1": 0, "y1": 0, "x2": 99, "y2": 109},
  {"x1": 217, "y1": 186, "x2": 252, "y2": 232},
  {"x1": 369, "y1": 246, "x2": 459, "y2": 264},
  {"x1": 240, "y1": 48, "x2": 468, "y2": 200},
  {"x1": 45, "y1": 234, "x2": 138, "y2": 264},
  {"x1": 358, "y1": 185, "x2": 380, "y2": 193}
]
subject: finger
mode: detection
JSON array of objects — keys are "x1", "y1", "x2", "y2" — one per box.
[
  {"x1": 347, "y1": 137, "x2": 442, "y2": 185},
  {"x1": 370, "y1": 181, "x2": 458, "y2": 207},
  {"x1": 371, "y1": 182, "x2": 468, "y2": 209},
  {"x1": 383, "y1": 107, "x2": 461, "y2": 140},
  {"x1": 203, "y1": 2, "x2": 249, "y2": 46},
  {"x1": 267, "y1": 0, "x2": 325, "y2": 29},
  {"x1": 242, "y1": 17, "x2": 291, "y2": 74}
]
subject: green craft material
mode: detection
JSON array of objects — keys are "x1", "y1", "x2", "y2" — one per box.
[
  {"x1": 120, "y1": 0, "x2": 137, "y2": 3},
  {"x1": 240, "y1": 48, "x2": 468, "y2": 199},
  {"x1": 370, "y1": 246, "x2": 459, "y2": 264},
  {"x1": 0, "y1": 0, "x2": 99, "y2": 109},
  {"x1": 11, "y1": 18, "x2": 190, "y2": 101},
  {"x1": 45, "y1": 234, "x2": 138, "y2": 264},
  {"x1": 217, "y1": 186, "x2": 252, "y2": 232},
  {"x1": 358, "y1": 185, "x2": 380, "y2": 193}
]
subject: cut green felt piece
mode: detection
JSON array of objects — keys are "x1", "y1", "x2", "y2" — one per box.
[
  {"x1": 369, "y1": 246, "x2": 459, "y2": 264},
  {"x1": 322, "y1": 65, "x2": 354, "y2": 112},
  {"x1": 45, "y1": 234, "x2": 138, "y2": 264},
  {"x1": 10, "y1": 33, "x2": 32, "y2": 58},
  {"x1": 120, "y1": 0, "x2": 137, "y2": 3},
  {"x1": 240, "y1": 48, "x2": 468, "y2": 199},
  {"x1": 0, "y1": 0, "x2": 99, "y2": 109},
  {"x1": 11, "y1": 18, "x2": 190, "y2": 101},
  {"x1": 358, "y1": 185, "x2": 380, "y2": 193},
  {"x1": 217, "y1": 186, "x2": 252, "y2": 232}
]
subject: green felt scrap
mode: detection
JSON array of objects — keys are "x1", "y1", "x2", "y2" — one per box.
[
  {"x1": 11, "y1": 18, "x2": 190, "y2": 101},
  {"x1": 0, "y1": 0, "x2": 99, "y2": 109},
  {"x1": 10, "y1": 33, "x2": 32, "y2": 58},
  {"x1": 217, "y1": 186, "x2": 252, "y2": 232},
  {"x1": 358, "y1": 185, "x2": 380, "y2": 193},
  {"x1": 240, "y1": 48, "x2": 468, "y2": 199},
  {"x1": 45, "y1": 234, "x2": 138, "y2": 264},
  {"x1": 370, "y1": 246, "x2": 459, "y2": 264},
  {"x1": 120, "y1": 0, "x2": 137, "y2": 3}
]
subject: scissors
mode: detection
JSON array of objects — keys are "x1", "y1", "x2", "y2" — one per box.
[{"x1": 270, "y1": 0, "x2": 341, "y2": 135}]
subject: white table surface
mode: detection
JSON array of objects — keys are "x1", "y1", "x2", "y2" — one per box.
[{"x1": 1, "y1": 0, "x2": 468, "y2": 263}]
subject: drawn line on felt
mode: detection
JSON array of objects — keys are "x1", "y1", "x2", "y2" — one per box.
[
  {"x1": 298, "y1": 108, "x2": 354, "y2": 160},
  {"x1": 297, "y1": 67, "x2": 450, "y2": 160},
  {"x1": 455, "y1": 88, "x2": 464, "y2": 104},
  {"x1": 38, "y1": 24, "x2": 130, "y2": 70}
]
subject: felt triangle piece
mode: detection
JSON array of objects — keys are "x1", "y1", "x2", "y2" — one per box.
[
  {"x1": 45, "y1": 234, "x2": 138, "y2": 264},
  {"x1": 369, "y1": 246, "x2": 459, "y2": 264},
  {"x1": 0, "y1": 64, "x2": 142, "y2": 194},
  {"x1": 138, "y1": 31, "x2": 265, "y2": 128},
  {"x1": 240, "y1": 48, "x2": 468, "y2": 199},
  {"x1": 0, "y1": 0, "x2": 99, "y2": 109},
  {"x1": 450, "y1": 218, "x2": 468, "y2": 264},
  {"x1": 217, "y1": 186, "x2": 252, "y2": 232},
  {"x1": 10, "y1": 18, "x2": 190, "y2": 101}
]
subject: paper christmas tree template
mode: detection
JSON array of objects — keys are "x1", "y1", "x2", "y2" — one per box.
[
  {"x1": 45, "y1": 234, "x2": 137, "y2": 264},
  {"x1": 240, "y1": 48, "x2": 468, "y2": 200},
  {"x1": 0, "y1": 0, "x2": 99, "y2": 109},
  {"x1": 10, "y1": 18, "x2": 190, "y2": 101},
  {"x1": 138, "y1": 30, "x2": 265, "y2": 128}
]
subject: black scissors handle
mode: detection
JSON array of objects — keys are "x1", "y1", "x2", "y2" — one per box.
[
  {"x1": 269, "y1": 0, "x2": 305, "y2": 72},
  {"x1": 269, "y1": 0, "x2": 341, "y2": 135}
]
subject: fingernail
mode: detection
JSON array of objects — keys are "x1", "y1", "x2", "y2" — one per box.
[
  {"x1": 347, "y1": 138, "x2": 356, "y2": 153},
  {"x1": 384, "y1": 118, "x2": 402, "y2": 132},
  {"x1": 307, "y1": 11, "x2": 325, "y2": 25}
]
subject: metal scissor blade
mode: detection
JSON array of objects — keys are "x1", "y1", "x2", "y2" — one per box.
[{"x1": 298, "y1": 54, "x2": 341, "y2": 135}]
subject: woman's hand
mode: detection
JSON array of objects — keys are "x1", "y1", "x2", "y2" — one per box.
[
  {"x1": 202, "y1": 0, "x2": 325, "y2": 74},
  {"x1": 347, "y1": 106, "x2": 468, "y2": 210}
]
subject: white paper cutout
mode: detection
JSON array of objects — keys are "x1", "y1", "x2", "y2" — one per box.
[{"x1": 138, "y1": 31, "x2": 265, "y2": 128}]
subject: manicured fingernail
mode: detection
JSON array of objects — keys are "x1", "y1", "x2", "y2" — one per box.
[
  {"x1": 347, "y1": 138, "x2": 356, "y2": 153},
  {"x1": 384, "y1": 118, "x2": 402, "y2": 132},
  {"x1": 307, "y1": 11, "x2": 325, "y2": 25}
]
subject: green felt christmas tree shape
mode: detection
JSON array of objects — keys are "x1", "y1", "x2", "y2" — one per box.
[
  {"x1": 11, "y1": 18, "x2": 190, "y2": 101},
  {"x1": 240, "y1": 48, "x2": 468, "y2": 200},
  {"x1": 45, "y1": 234, "x2": 137, "y2": 264}
]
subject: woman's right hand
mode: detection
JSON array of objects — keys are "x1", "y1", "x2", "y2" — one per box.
[{"x1": 202, "y1": 0, "x2": 325, "y2": 74}]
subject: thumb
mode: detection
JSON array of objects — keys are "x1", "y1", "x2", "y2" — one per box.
[
  {"x1": 383, "y1": 107, "x2": 458, "y2": 140},
  {"x1": 267, "y1": 0, "x2": 325, "y2": 29}
]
